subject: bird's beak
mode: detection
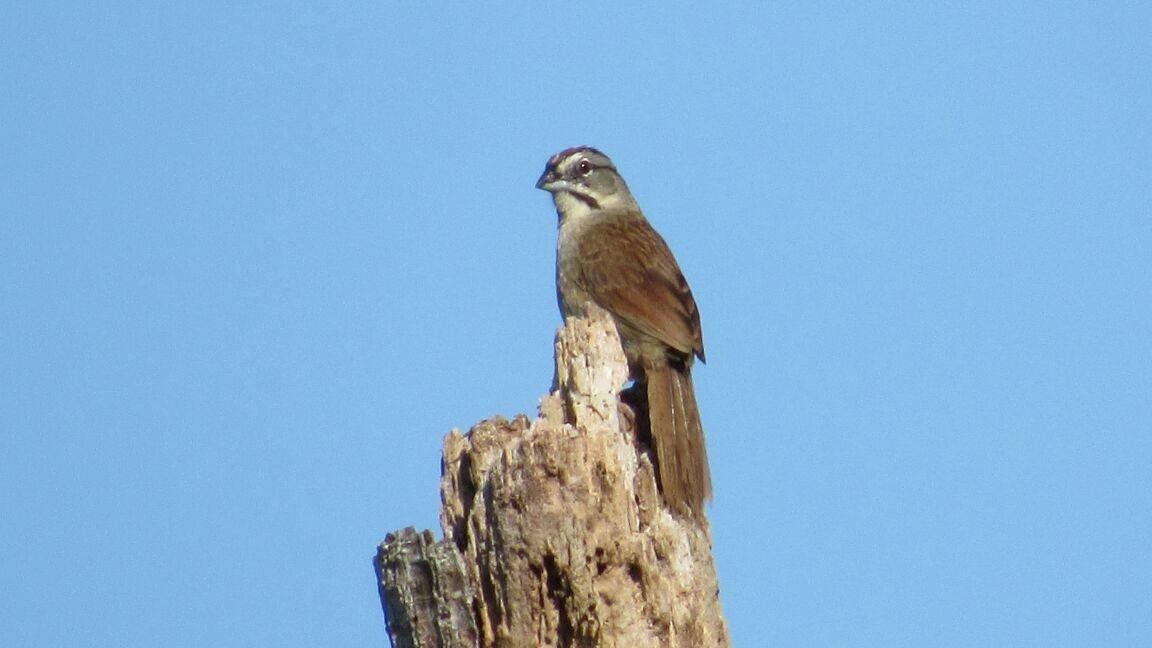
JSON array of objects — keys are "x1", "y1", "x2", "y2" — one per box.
[{"x1": 536, "y1": 170, "x2": 570, "y2": 193}]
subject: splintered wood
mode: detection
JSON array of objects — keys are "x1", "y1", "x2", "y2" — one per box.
[{"x1": 378, "y1": 308, "x2": 729, "y2": 648}]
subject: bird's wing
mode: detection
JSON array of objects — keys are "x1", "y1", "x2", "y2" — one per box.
[{"x1": 577, "y1": 216, "x2": 705, "y2": 362}]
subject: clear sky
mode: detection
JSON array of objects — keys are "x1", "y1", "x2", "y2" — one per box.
[{"x1": 2, "y1": 3, "x2": 1150, "y2": 646}]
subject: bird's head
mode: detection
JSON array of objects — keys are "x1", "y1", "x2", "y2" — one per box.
[{"x1": 536, "y1": 146, "x2": 636, "y2": 215}]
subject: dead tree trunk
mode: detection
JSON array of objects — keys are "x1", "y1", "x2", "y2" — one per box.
[{"x1": 375, "y1": 309, "x2": 729, "y2": 647}]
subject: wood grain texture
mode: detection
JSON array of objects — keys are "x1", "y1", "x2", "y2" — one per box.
[
  {"x1": 378, "y1": 309, "x2": 729, "y2": 647},
  {"x1": 376, "y1": 528, "x2": 479, "y2": 648}
]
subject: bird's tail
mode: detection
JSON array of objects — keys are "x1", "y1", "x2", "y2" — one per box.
[{"x1": 646, "y1": 365, "x2": 712, "y2": 518}]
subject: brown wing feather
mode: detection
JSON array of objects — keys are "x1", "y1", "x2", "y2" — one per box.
[{"x1": 577, "y1": 215, "x2": 704, "y2": 361}]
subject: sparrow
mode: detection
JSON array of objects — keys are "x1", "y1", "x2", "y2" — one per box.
[{"x1": 536, "y1": 146, "x2": 711, "y2": 518}]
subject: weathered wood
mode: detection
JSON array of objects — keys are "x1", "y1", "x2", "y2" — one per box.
[
  {"x1": 379, "y1": 308, "x2": 729, "y2": 647},
  {"x1": 375, "y1": 527, "x2": 479, "y2": 648}
]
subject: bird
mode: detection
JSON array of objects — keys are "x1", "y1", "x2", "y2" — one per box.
[{"x1": 536, "y1": 146, "x2": 711, "y2": 518}]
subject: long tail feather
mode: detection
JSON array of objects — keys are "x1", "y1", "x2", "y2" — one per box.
[{"x1": 647, "y1": 366, "x2": 711, "y2": 517}]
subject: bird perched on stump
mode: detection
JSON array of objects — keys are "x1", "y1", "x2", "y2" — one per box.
[{"x1": 536, "y1": 146, "x2": 711, "y2": 518}]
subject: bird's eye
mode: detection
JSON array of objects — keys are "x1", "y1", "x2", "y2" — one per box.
[{"x1": 577, "y1": 159, "x2": 593, "y2": 175}]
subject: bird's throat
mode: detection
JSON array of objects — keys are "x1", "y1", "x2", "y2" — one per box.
[{"x1": 552, "y1": 191, "x2": 601, "y2": 223}]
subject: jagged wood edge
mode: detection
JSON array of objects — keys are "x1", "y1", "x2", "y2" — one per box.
[{"x1": 375, "y1": 527, "x2": 480, "y2": 648}]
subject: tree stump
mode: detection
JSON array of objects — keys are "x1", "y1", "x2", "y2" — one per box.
[{"x1": 375, "y1": 308, "x2": 729, "y2": 647}]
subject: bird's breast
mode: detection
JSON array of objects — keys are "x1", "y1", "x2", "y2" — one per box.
[{"x1": 555, "y1": 214, "x2": 599, "y2": 318}]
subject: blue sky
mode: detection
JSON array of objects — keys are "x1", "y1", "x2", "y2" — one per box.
[{"x1": 2, "y1": 3, "x2": 1150, "y2": 646}]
